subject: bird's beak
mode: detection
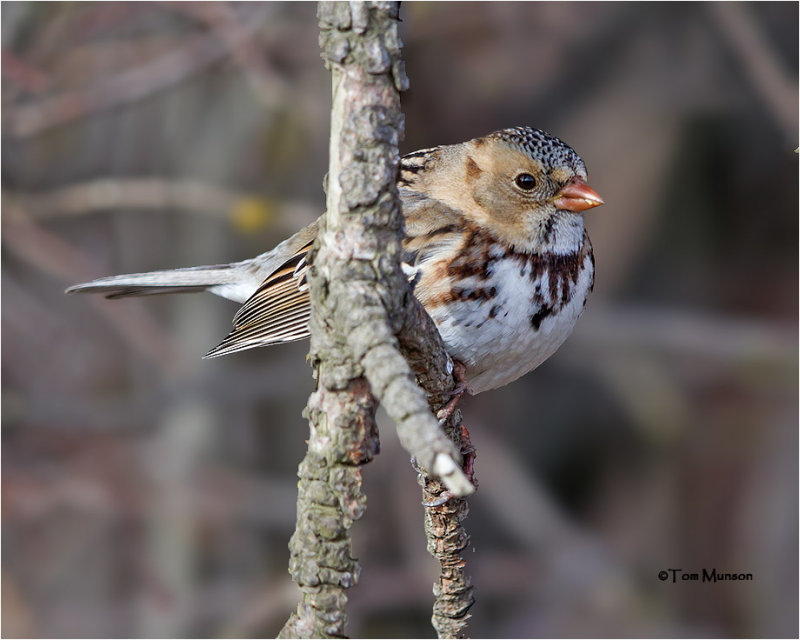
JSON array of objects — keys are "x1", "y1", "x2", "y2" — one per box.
[{"x1": 551, "y1": 178, "x2": 604, "y2": 213}]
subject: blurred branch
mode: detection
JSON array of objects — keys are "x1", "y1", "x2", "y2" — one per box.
[
  {"x1": 3, "y1": 5, "x2": 272, "y2": 138},
  {"x1": 1, "y1": 572, "x2": 36, "y2": 638},
  {"x1": 162, "y1": 2, "x2": 293, "y2": 109},
  {"x1": 474, "y1": 437, "x2": 664, "y2": 635},
  {"x1": 709, "y1": 2, "x2": 797, "y2": 141},
  {"x1": 3, "y1": 463, "x2": 296, "y2": 530},
  {"x1": 7, "y1": 180, "x2": 245, "y2": 219},
  {"x1": 1, "y1": 49, "x2": 51, "y2": 94},
  {"x1": 5, "y1": 179, "x2": 318, "y2": 231},
  {"x1": 2, "y1": 202, "x2": 180, "y2": 371},
  {"x1": 223, "y1": 582, "x2": 301, "y2": 638},
  {"x1": 574, "y1": 304, "x2": 796, "y2": 366}
]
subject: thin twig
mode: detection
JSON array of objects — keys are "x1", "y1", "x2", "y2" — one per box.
[
  {"x1": 2, "y1": 203, "x2": 180, "y2": 371},
  {"x1": 162, "y1": 2, "x2": 292, "y2": 109},
  {"x1": 5, "y1": 179, "x2": 318, "y2": 231},
  {"x1": 4, "y1": 6, "x2": 272, "y2": 138},
  {"x1": 573, "y1": 305, "x2": 796, "y2": 365},
  {"x1": 708, "y1": 2, "x2": 797, "y2": 140},
  {"x1": 1, "y1": 48, "x2": 51, "y2": 93}
]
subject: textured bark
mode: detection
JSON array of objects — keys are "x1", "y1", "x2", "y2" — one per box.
[
  {"x1": 421, "y1": 485, "x2": 475, "y2": 639},
  {"x1": 280, "y1": 3, "x2": 473, "y2": 637},
  {"x1": 397, "y1": 279, "x2": 476, "y2": 637}
]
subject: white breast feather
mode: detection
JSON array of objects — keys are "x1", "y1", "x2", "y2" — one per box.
[{"x1": 429, "y1": 250, "x2": 593, "y2": 394}]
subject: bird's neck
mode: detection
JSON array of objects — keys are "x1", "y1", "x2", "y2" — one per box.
[{"x1": 527, "y1": 212, "x2": 585, "y2": 255}]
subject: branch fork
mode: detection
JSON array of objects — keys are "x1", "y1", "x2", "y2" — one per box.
[{"x1": 281, "y1": 4, "x2": 475, "y2": 637}]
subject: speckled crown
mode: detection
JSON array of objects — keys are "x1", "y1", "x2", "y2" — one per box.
[{"x1": 490, "y1": 126, "x2": 586, "y2": 176}]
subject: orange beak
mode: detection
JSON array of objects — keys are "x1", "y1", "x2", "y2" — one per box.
[{"x1": 551, "y1": 178, "x2": 604, "y2": 213}]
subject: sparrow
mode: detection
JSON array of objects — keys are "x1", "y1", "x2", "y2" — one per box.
[{"x1": 67, "y1": 127, "x2": 603, "y2": 394}]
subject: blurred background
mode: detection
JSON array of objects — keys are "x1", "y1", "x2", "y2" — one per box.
[{"x1": 2, "y1": 2, "x2": 797, "y2": 637}]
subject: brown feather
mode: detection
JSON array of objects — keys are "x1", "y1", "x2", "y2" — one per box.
[{"x1": 204, "y1": 243, "x2": 313, "y2": 358}]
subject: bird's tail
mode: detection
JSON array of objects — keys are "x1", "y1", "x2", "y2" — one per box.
[{"x1": 66, "y1": 263, "x2": 247, "y2": 300}]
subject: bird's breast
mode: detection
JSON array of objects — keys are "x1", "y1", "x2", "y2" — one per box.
[{"x1": 414, "y1": 234, "x2": 594, "y2": 393}]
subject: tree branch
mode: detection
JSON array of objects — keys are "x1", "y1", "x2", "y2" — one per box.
[
  {"x1": 5, "y1": 179, "x2": 318, "y2": 232},
  {"x1": 397, "y1": 295, "x2": 476, "y2": 637},
  {"x1": 280, "y1": 3, "x2": 473, "y2": 636}
]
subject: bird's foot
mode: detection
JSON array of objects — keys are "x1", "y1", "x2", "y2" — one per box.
[
  {"x1": 423, "y1": 423, "x2": 478, "y2": 507},
  {"x1": 436, "y1": 360, "x2": 470, "y2": 425}
]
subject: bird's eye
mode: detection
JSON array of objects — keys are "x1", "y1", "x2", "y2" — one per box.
[{"x1": 515, "y1": 173, "x2": 536, "y2": 190}]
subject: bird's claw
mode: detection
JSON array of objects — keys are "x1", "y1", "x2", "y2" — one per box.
[
  {"x1": 436, "y1": 360, "x2": 470, "y2": 424},
  {"x1": 425, "y1": 363, "x2": 476, "y2": 507},
  {"x1": 422, "y1": 491, "x2": 454, "y2": 508},
  {"x1": 423, "y1": 423, "x2": 478, "y2": 507}
]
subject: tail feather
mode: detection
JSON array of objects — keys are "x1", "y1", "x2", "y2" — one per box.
[
  {"x1": 66, "y1": 264, "x2": 243, "y2": 299},
  {"x1": 66, "y1": 219, "x2": 323, "y2": 357}
]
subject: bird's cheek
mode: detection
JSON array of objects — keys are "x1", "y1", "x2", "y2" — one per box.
[{"x1": 470, "y1": 179, "x2": 493, "y2": 209}]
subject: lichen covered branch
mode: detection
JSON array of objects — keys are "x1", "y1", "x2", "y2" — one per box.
[
  {"x1": 398, "y1": 302, "x2": 476, "y2": 638},
  {"x1": 316, "y1": 1, "x2": 470, "y2": 494},
  {"x1": 280, "y1": 3, "x2": 473, "y2": 636},
  {"x1": 423, "y1": 490, "x2": 475, "y2": 639}
]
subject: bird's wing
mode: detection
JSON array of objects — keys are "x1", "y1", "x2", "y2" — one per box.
[
  {"x1": 205, "y1": 181, "x2": 466, "y2": 359},
  {"x1": 400, "y1": 188, "x2": 467, "y2": 268},
  {"x1": 204, "y1": 241, "x2": 313, "y2": 358}
]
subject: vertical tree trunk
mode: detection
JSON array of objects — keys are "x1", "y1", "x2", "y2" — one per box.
[{"x1": 280, "y1": 3, "x2": 474, "y2": 637}]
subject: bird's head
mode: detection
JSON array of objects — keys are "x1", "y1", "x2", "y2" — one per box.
[{"x1": 416, "y1": 127, "x2": 604, "y2": 252}]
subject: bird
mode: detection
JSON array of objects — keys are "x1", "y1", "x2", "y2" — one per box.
[{"x1": 67, "y1": 126, "x2": 603, "y2": 395}]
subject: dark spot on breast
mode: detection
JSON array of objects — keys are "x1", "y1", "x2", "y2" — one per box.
[
  {"x1": 548, "y1": 271, "x2": 560, "y2": 303},
  {"x1": 532, "y1": 283, "x2": 544, "y2": 306},
  {"x1": 453, "y1": 288, "x2": 470, "y2": 301},
  {"x1": 466, "y1": 156, "x2": 482, "y2": 180},
  {"x1": 489, "y1": 304, "x2": 500, "y2": 318},
  {"x1": 445, "y1": 226, "x2": 494, "y2": 282},
  {"x1": 452, "y1": 286, "x2": 495, "y2": 302},
  {"x1": 544, "y1": 253, "x2": 583, "y2": 305},
  {"x1": 530, "y1": 305, "x2": 553, "y2": 330}
]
